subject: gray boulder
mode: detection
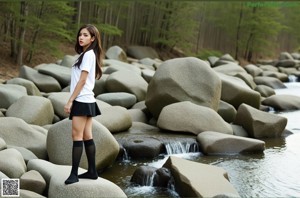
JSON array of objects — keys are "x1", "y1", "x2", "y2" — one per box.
[
  {"x1": 127, "y1": 46, "x2": 159, "y2": 59},
  {"x1": 105, "y1": 45, "x2": 127, "y2": 62},
  {"x1": 20, "y1": 170, "x2": 46, "y2": 195},
  {"x1": 254, "y1": 85, "x2": 275, "y2": 98},
  {"x1": 163, "y1": 156, "x2": 240, "y2": 197},
  {"x1": 279, "y1": 52, "x2": 294, "y2": 60},
  {"x1": 197, "y1": 131, "x2": 265, "y2": 154},
  {"x1": 146, "y1": 57, "x2": 222, "y2": 118},
  {"x1": 262, "y1": 94, "x2": 300, "y2": 111},
  {"x1": 103, "y1": 59, "x2": 141, "y2": 75},
  {"x1": 0, "y1": 148, "x2": 27, "y2": 178},
  {"x1": 19, "y1": 65, "x2": 61, "y2": 92},
  {"x1": 0, "y1": 117, "x2": 47, "y2": 159},
  {"x1": 27, "y1": 159, "x2": 127, "y2": 198},
  {"x1": 234, "y1": 72, "x2": 256, "y2": 89},
  {"x1": 46, "y1": 119, "x2": 119, "y2": 170},
  {"x1": 0, "y1": 84, "x2": 27, "y2": 109},
  {"x1": 47, "y1": 92, "x2": 70, "y2": 119},
  {"x1": 94, "y1": 106, "x2": 132, "y2": 133},
  {"x1": 213, "y1": 63, "x2": 247, "y2": 76},
  {"x1": 259, "y1": 64, "x2": 278, "y2": 72},
  {"x1": 244, "y1": 64, "x2": 263, "y2": 77},
  {"x1": 96, "y1": 92, "x2": 137, "y2": 108},
  {"x1": 6, "y1": 96, "x2": 54, "y2": 126},
  {"x1": 0, "y1": 138, "x2": 7, "y2": 151},
  {"x1": 60, "y1": 55, "x2": 78, "y2": 67},
  {"x1": 234, "y1": 103, "x2": 287, "y2": 138},
  {"x1": 105, "y1": 70, "x2": 148, "y2": 101},
  {"x1": 254, "y1": 76, "x2": 286, "y2": 89},
  {"x1": 127, "y1": 109, "x2": 148, "y2": 123},
  {"x1": 261, "y1": 70, "x2": 289, "y2": 82},
  {"x1": 157, "y1": 101, "x2": 233, "y2": 135},
  {"x1": 217, "y1": 100, "x2": 237, "y2": 123},
  {"x1": 141, "y1": 69, "x2": 155, "y2": 83},
  {"x1": 7, "y1": 146, "x2": 38, "y2": 164},
  {"x1": 19, "y1": 189, "x2": 46, "y2": 198},
  {"x1": 217, "y1": 73, "x2": 261, "y2": 109},
  {"x1": 6, "y1": 77, "x2": 42, "y2": 96},
  {"x1": 36, "y1": 63, "x2": 71, "y2": 88}
]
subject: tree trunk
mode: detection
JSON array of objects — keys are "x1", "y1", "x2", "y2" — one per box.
[
  {"x1": 235, "y1": 3, "x2": 243, "y2": 60},
  {"x1": 76, "y1": 1, "x2": 82, "y2": 30},
  {"x1": 244, "y1": 7, "x2": 256, "y2": 61},
  {"x1": 17, "y1": 1, "x2": 28, "y2": 66}
]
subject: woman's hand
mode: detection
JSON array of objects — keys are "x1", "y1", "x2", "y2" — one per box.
[{"x1": 64, "y1": 101, "x2": 73, "y2": 114}]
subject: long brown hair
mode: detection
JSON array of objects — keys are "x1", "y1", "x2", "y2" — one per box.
[{"x1": 74, "y1": 24, "x2": 103, "y2": 79}]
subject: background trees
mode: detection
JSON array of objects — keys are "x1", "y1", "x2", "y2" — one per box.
[{"x1": 0, "y1": 0, "x2": 299, "y2": 67}]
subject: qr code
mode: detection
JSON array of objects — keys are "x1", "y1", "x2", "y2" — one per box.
[{"x1": 1, "y1": 179, "x2": 20, "y2": 197}]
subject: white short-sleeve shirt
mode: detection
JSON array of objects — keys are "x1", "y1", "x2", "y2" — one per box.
[{"x1": 70, "y1": 50, "x2": 96, "y2": 103}]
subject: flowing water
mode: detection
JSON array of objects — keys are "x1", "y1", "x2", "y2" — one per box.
[{"x1": 101, "y1": 80, "x2": 300, "y2": 197}]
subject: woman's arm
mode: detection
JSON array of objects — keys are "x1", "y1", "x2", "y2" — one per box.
[{"x1": 64, "y1": 71, "x2": 89, "y2": 114}]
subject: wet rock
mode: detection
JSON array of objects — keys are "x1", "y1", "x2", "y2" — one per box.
[
  {"x1": 6, "y1": 77, "x2": 42, "y2": 96},
  {"x1": 47, "y1": 119, "x2": 119, "y2": 170},
  {"x1": 197, "y1": 131, "x2": 265, "y2": 154},
  {"x1": 6, "y1": 96, "x2": 54, "y2": 126},
  {"x1": 262, "y1": 94, "x2": 300, "y2": 111},
  {"x1": 146, "y1": 57, "x2": 221, "y2": 118},
  {"x1": 27, "y1": 159, "x2": 127, "y2": 198},
  {"x1": 0, "y1": 148, "x2": 27, "y2": 178},
  {"x1": 94, "y1": 106, "x2": 132, "y2": 133},
  {"x1": 163, "y1": 156, "x2": 240, "y2": 197},
  {"x1": 0, "y1": 84, "x2": 27, "y2": 109},
  {"x1": 234, "y1": 103, "x2": 287, "y2": 138},
  {"x1": 123, "y1": 137, "x2": 164, "y2": 159},
  {"x1": 157, "y1": 101, "x2": 233, "y2": 135}
]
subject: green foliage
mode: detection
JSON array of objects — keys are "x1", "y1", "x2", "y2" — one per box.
[
  {"x1": 195, "y1": 49, "x2": 223, "y2": 60},
  {"x1": 97, "y1": 23, "x2": 123, "y2": 36}
]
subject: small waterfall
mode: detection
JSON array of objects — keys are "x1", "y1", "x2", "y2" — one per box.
[
  {"x1": 165, "y1": 142, "x2": 199, "y2": 155},
  {"x1": 288, "y1": 75, "x2": 298, "y2": 82},
  {"x1": 122, "y1": 147, "x2": 130, "y2": 161},
  {"x1": 143, "y1": 172, "x2": 156, "y2": 186}
]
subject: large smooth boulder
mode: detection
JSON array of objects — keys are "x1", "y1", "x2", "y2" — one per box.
[
  {"x1": 244, "y1": 64, "x2": 263, "y2": 77},
  {"x1": 46, "y1": 119, "x2": 119, "y2": 170},
  {"x1": 20, "y1": 170, "x2": 46, "y2": 195},
  {"x1": 60, "y1": 55, "x2": 78, "y2": 67},
  {"x1": 0, "y1": 117, "x2": 47, "y2": 159},
  {"x1": 6, "y1": 77, "x2": 42, "y2": 96},
  {"x1": 213, "y1": 63, "x2": 246, "y2": 76},
  {"x1": 47, "y1": 92, "x2": 70, "y2": 119},
  {"x1": 217, "y1": 73, "x2": 261, "y2": 109},
  {"x1": 157, "y1": 101, "x2": 233, "y2": 135},
  {"x1": 105, "y1": 70, "x2": 148, "y2": 101},
  {"x1": 234, "y1": 103, "x2": 287, "y2": 138},
  {"x1": 0, "y1": 138, "x2": 7, "y2": 151},
  {"x1": 103, "y1": 59, "x2": 141, "y2": 75},
  {"x1": 126, "y1": 46, "x2": 159, "y2": 59},
  {"x1": 36, "y1": 63, "x2": 71, "y2": 88},
  {"x1": 163, "y1": 156, "x2": 240, "y2": 197},
  {"x1": 105, "y1": 45, "x2": 127, "y2": 62},
  {"x1": 262, "y1": 94, "x2": 300, "y2": 111},
  {"x1": 254, "y1": 76, "x2": 286, "y2": 89},
  {"x1": 6, "y1": 96, "x2": 54, "y2": 126},
  {"x1": 0, "y1": 84, "x2": 27, "y2": 109},
  {"x1": 146, "y1": 57, "x2": 222, "y2": 118},
  {"x1": 94, "y1": 106, "x2": 132, "y2": 133},
  {"x1": 0, "y1": 148, "x2": 27, "y2": 178},
  {"x1": 27, "y1": 159, "x2": 127, "y2": 198},
  {"x1": 19, "y1": 65, "x2": 61, "y2": 92},
  {"x1": 96, "y1": 92, "x2": 137, "y2": 108},
  {"x1": 217, "y1": 100, "x2": 237, "y2": 123},
  {"x1": 254, "y1": 85, "x2": 275, "y2": 98},
  {"x1": 197, "y1": 131, "x2": 265, "y2": 154},
  {"x1": 261, "y1": 71, "x2": 289, "y2": 82}
]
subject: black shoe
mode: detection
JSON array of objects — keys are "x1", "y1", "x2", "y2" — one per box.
[
  {"x1": 78, "y1": 171, "x2": 98, "y2": 179},
  {"x1": 65, "y1": 173, "x2": 79, "y2": 185}
]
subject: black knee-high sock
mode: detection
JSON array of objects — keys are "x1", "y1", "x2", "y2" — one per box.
[
  {"x1": 65, "y1": 140, "x2": 83, "y2": 185},
  {"x1": 78, "y1": 139, "x2": 98, "y2": 179}
]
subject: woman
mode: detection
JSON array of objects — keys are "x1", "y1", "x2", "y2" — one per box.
[{"x1": 64, "y1": 24, "x2": 103, "y2": 185}]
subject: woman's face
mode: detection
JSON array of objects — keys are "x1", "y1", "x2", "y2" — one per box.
[{"x1": 78, "y1": 28, "x2": 94, "y2": 51}]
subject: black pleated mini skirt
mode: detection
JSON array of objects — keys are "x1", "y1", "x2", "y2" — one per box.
[{"x1": 69, "y1": 100, "x2": 101, "y2": 120}]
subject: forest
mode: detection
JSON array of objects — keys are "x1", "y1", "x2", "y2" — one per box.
[{"x1": 0, "y1": 1, "x2": 300, "y2": 67}]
